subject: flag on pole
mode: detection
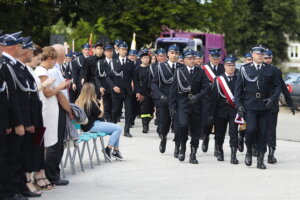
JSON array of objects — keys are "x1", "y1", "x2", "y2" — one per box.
[
  {"x1": 63, "y1": 42, "x2": 69, "y2": 54},
  {"x1": 130, "y1": 33, "x2": 136, "y2": 50},
  {"x1": 88, "y1": 32, "x2": 93, "y2": 56},
  {"x1": 72, "y1": 39, "x2": 75, "y2": 53}
]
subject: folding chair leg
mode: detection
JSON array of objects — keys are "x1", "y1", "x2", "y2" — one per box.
[
  {"x1": 72, "y1": 142, "x2": 84, "y2": 172},
  {"x1": 99, "y1": 136, "x2": 110, "y2": 162},
  {"x1": 86, "y1": 141, "x2": 94, "y2": 169},
  {"x1": 92, "y1": 138, "x2": 101, "y2": 165},
  {"x1": 60, "y1": 161, "x2": 66, "y2": 178}
]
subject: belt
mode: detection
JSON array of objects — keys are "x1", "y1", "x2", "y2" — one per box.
[{"x1": 246, "y1": 92, "x2": 270, "y2": 99}]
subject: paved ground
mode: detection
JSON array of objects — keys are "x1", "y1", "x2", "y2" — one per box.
[{"x1": 41, "y1": 107, "x2": 300, "y2": 200}]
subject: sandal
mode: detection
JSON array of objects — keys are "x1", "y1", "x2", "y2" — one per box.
[
  {"x1": 42, "y1": 177, "x2": 56, "y2": 188},
  {"x1": 33, "y1": 178, "x2": 51, "y2": 190},
  {"x1": 26, "y1": 179, "x2": 43, "y2": 195}
]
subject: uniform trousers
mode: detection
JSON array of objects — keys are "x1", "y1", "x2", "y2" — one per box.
[
  {"x1": 176, "y1": 109, "x2": 202, "y2": 147},
  {"x1": 111, "y1": 93, "x2": 132, "y2": 132},
  {"x1": 103, "y1": 92, "x2": 112, "y2": 122},
  {"x1": 214, "y1": 116, "x2": 238, "y2": 147},
  {"x1": 267, "y1": 111, "x2": 278, "y2": 150},
  {"x1": 245, "y1": 110, "x2": 270, "y2": 153}
]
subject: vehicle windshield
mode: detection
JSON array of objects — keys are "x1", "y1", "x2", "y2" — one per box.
[
  {"x1": 156, "y1": 41, "x2": 194, "y2": 53},
  {"x1": 284, "y1": 74, "x2": 300, "y2": 84}
]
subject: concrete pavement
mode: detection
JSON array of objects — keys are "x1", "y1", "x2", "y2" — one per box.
[{"x1": 41, "y1": 108, "x2": 300, "y2": 200}]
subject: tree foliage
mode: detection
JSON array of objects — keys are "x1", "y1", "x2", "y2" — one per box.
[{"x1": 1, "y1": 0, "x2": 300, "y2": 63}]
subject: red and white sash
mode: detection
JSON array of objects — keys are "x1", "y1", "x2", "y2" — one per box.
[
  {"x1": 216, "y1": 76, "x2": 245, "y2": 125},
  {"x1": 202, "y1": 64, "x2": 216, "y2": 83}
]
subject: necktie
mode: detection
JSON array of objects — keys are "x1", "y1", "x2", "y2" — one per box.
[
  {"x1": 122, "y1": 58, "x2": 125, "y2": 66},
  {"x1": 213, "y1": 65, "x2": 217, "y2": 71},
  {"x1": 190, "y1": 69, "x2": 194, "y2": 75},
  {"x1": 228, "y1": 76, "x2": 232, "y2": 82},
  {"x1": 257, "y1": 64, "x2": 260, "y2": 71},
  {"x1": 171, "y1": 63, "x2": 175, "y2": 74},
  {"x1": 108, "y1": 60, "x2": 112, "y2": 69}
]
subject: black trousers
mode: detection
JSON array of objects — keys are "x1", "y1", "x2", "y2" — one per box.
[
  {"x1": 103, "y1": 92, "x2": 112, "y2": 122},
  {"x1": 267, "y1": 111, "x2": 278, "y2": 150},
  {"x1": 158, "y1": 104, "x2": 172, "y2": 137},
  {"x1": 45, "y1": 106, "x2": 66, "y2": 182},
  {"x1": 201, "y1": 100, "x2": 213, "y2": 137},
  {"x1": 111, "y1": 94, "x2": 132, "y2": 132},
  {"x1": 245, "y1": 110, "x2": 270, "y2": 153},
  {"x1": 140, "y1": 95, "x2": 154, "y2": 116},
  {"x1": 131, "y1": 94, "x2": 140, "y2": 124},
  {"x1": 0, "y1": 131, "x2": 25, "y2": 198},
  {"x1": 177, "y1": 110, "x2": 202, "y2": 148},
  {"x1": 214, "y1": 116, "x2": 238, "y2": 148}
]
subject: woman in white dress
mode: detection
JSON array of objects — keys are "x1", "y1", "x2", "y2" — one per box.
[{"x1": 34, "y1": 46, "x2": 68, "y2": 187}]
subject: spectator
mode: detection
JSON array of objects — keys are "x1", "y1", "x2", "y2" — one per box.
[{"x1": 75, "y1": 83, "x2": 124, "y2": 161}]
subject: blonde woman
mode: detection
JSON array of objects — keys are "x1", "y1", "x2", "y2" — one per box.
[{"x1": 76, "y1": 83, "x2": 123, "y2": 160}]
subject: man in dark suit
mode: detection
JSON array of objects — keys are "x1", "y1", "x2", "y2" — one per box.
[
  {"x1": 210, "y1": 55, "x2": 239, "y2": 164},
  {"x1": 112, "y1": 40, "x2": 122, "y2": 59},
  {"x1": 169, "y1": 49, "x2": 210, "y2": 164},
  {"x1": 84, "y1": 42, "x2": 105, "y2": 87},
  {"x1": 234, "y1": 45, "x2": 281, "y2": 169},
  {"x1": 151, "y1": 44, "x2": 185, "y2": 155},
  {"x1": 95, "y1": 44, "x2": 114, "y2": 122},
  {"x1": 263, "y1": 49, "x2": 294, "y2": 164},
  {"x1": 106, "y1": 42, "x2": 136, "y2": 137},
  {"x1": 72, "y1": 44, "x2": 90, "y2": 100},
  {"x1": 201, "y1": 48, "x2": 224, "y2": 154}
]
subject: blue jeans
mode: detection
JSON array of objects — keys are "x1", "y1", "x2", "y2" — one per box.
[{"x1": 90, "y1": 121, "x2": 122, "y2": 147}]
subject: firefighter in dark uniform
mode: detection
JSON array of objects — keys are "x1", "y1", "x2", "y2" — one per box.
[
  {"x1": 67, "y1": 53, "x2": 78, "y2": 103},
  {"x1": 234, "y1": 45, "x2": 282, "y2": 169},
  {"x1": 201, "y1": 48, "x2": 224, "y2": 154},
  {"x1": 61, "y1": 53, "x2": 72, "y2": 79},
  {"x1": 72, "y1": 44, "x2": 90, "y2": 101},
  {"x1": 95, "y1": 44, "x2": 114, "y2": 122},
  {"x1": 128, "y1": 49, "x2": 139, "y2": 127},
  {"x1": 210, "y1": 55, "x2": 239, "y2": 164},
  {"x1": 84, "y1": 42, "x2": 105, "y2": 88},
  {"x1": 106, "y1": 41, "x2": 136, "y2": 137},
  {"x1": 134, "y1": 51, "x2": 154, "y2": 133},
  {"x1": 0, "y1": 32, "x2": 29, "y2": 200},
  {"x1": 169, "y1": 49, "x2": 210, "y2": 163},
  {"x1": 238, "y1": 52, "x2": 254, "y2": 152},
  {"x1": 150, "y1": 48, "x2": 167, "y2": 132},
  {"x1": 151, "y1": 44, "x2": 185, "y2": 155},
  {"x1": 178, "y1": 55, "x2": 184, "y2": 64},
  {"x1": 195, "y1": 52, "x2": 204, "y2": 67},
  {"x1": 263, "y1": 49, "x2": 295, "y2": 164}
]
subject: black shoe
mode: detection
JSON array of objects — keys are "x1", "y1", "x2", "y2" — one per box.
[
  {"x1": 268, "y1": 147, "x2": 277, "y2": 164},
  {"x1": 159, "y1": 136, "x2": 167, "y2": 153},
  {"x1": 10, "y1": 194, "x2": 29, "y2": 200},
  {"x1": 202, "y1": 135, "x2": 209, "y2": 153},
  {"x1": 189, "y1": 147, "x2": 198, "y2": 164},
  {"x1": 120, "y1": 114, "x2": 125, "y2": 119},
  {"x1": 174, "y1": 141, "x2": 180, "y2": 158},
  {"x1": 104, "y1": 146, "x2": 112, "y2": 161},
  {"x1": 124, "y1": 132, "x2": 133, "y2": 137},
  {"x1": 178, "y1": 142, "x2": 186, "y2": 162},
  {"x1": 154, "y1": 119, "x2": 158, "y2": 125},
  {"x1": 238, "y1": 136, "x2": 244, "y2": 152},
  {"x1": 245, "y1": 147, "x2": 252, "y2": 166},
  {"x1": 216, "y1": 146, "x2": 224, "y2": 161},
  {"x1": 22, "y1": 190, "x2": 41, "y2": 198},
  {"x1": 257, "y1": 152, "x2": 267, "y2": 169},
  {"x1": 51, "y1": 179, "x2": 69, "y2": 186},
  {"x1": 214, "y1": 142, "x2": 218, "y2": 157},
  {"x1": 230, "y1": 147, "x2": 239, "y2": 164},
  {"x1": 142, "y1": 118, "x2": 148, "y2": 133},
  {"x1": 112, "y1": 150, "x2": 124, "y2": 161}
]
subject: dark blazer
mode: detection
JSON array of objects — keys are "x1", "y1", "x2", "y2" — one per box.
[
  {"x1": 234, "y1": 62, "x2": 281, "y2": 111},
  {"x1": 169, "y1": 66, "x2": 210, "y2": 113},
  {"x1": 95, "y1": 59, "x2": 111, "y2": 94},
  {"x1": 151, "y1": 62, "x2": 185, "y2": 100},
  {"x1": 134, "y1": 65, "x2": 152, "y2": 96},
  {"x1": 72, "y1": 55, "x2": 88, "y2": 87},
  {"x1": 210, "y1": 73, "x2": 237, "y2": 118},
  {"x1": 205, "y1": 62, "x2": 225, "y2": 79},
  {"x1": 84, "y1": 55, "x2": 104, "y2": 84},
  {"x1": 106, "y1": 58, "x2": 136, "y2": 98},
  {"x1": 272, "y1": 67, "x2": 293, "y2": 113}
]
